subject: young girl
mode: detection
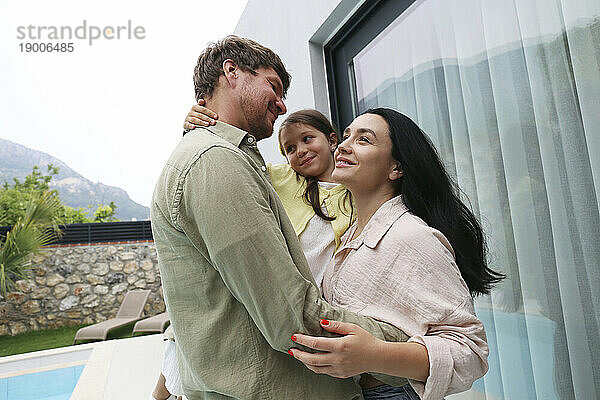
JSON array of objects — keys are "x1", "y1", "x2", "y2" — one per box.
[
  {"x1": 268, "y1": 109, "x2": 355, "y2": 288},
  {"x1": 152, "y1": 106, "x2": 353, "y2": 400}
]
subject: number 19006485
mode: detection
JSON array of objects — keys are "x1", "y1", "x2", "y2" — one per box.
[{"x1": 19, "y1": 42, "x2": 74, "y2": 52}]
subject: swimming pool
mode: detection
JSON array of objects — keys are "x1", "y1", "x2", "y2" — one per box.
[{"x1": 0, "y1": 364, "x2": 85, "y2": 400}]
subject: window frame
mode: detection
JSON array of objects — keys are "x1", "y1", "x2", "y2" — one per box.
[{"x1": 324, "y1": 0, "x2": 417, "y2": 132}]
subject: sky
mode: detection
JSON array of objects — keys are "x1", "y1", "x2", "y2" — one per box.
[{"x1": 0, "y1": 0, "x2": 249, "y2": 207}]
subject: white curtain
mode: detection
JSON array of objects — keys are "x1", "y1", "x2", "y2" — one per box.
[{"x1": 353, "y1": 0, "x2": 600, "y2": 398}]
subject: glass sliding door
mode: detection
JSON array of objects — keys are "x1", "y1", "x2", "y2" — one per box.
[{"x1": 328, "y1": 0, "x2": 600, "y2": 398}]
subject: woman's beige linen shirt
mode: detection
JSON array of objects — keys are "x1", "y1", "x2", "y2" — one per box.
[{"x1": 322, "y1": 196, "x2": 489, "y2": 400}]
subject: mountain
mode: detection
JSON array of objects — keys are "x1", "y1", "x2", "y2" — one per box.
[{"x1": 0, "y1": 138, "x2": 149, "y2": 221}]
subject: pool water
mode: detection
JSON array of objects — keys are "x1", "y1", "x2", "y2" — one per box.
[{"x1": 0, "y1": 364, "x2": 85, "y2": 400}]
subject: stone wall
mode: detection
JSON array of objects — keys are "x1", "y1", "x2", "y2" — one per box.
[{"x1": 0, "y1": 242, "x2": 164, "y2": 336}]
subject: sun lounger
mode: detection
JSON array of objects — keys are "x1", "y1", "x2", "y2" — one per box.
[
  {"x1": 73, "y1": 289, "x2": 151, "y2": 344},
  {"x1": 131, "y1": 311, "x2": 170, "y2": 336}
]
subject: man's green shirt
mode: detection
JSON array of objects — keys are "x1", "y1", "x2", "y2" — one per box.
[{"x1": 151, "y1": 121, "x2": 409, "y2": 399}]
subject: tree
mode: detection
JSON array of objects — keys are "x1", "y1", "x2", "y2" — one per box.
[
  {"x1": 59, "y1": 206, "x2": 92, "y2": 224},
  {"x1": 0, "y1": 165, "x2": 58, "y2": 226},
  {"x1": 0, "y1": 191, "x2": 63, "y2": 296},
  {"x1": 0, "y1": 165, "x2": 119, "y2": 225},
  {"x1": 93, "y1": 202, "x2": 118, "y2": 223}
]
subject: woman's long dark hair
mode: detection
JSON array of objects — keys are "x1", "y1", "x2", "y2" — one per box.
[
  {"x1": 364, "y1": 108, "x2": 505, "y2": 296},
  {"x1": 278, "y1": 110, "x2": 341, "y2": 222}
]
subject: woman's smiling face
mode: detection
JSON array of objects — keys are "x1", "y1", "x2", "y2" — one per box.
[{"x1": 332, "y1": 113, "x2": 401, "y2": 193}]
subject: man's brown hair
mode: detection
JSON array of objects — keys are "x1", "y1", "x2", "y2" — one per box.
[{"x1": 193, "y1": 35, "x2": 291, "y2": 101}]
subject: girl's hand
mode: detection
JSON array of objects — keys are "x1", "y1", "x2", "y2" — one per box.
[
  {"x1": 288, "y1": 319, "x2": 384, "y2": 379},
  {"x1": 183, "y1": 99, "x2": 219, "y2": 130}
]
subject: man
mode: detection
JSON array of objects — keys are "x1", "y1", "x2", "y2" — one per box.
[{"x1": 151, "y1": 35, "x2": 408, "y2": 400}]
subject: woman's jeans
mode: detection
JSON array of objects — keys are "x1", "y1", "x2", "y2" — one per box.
[{"x1": 362, "y1": 383, "x2": 421, "y2": 400}]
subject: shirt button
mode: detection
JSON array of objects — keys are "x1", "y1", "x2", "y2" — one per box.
[
  {"x1": 261, "y1": 165, "x2": 267, "y2": 172},
  {"x1": 247, "y1": 136, "x2": 255, "y2": 144}
]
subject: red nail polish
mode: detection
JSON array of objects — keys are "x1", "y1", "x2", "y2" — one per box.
[
  {"x1": 288, "y1": 349, "x2": 294, "y2": 356},
  {"x1": 291, "y1": 335, "x2": 297, "y2": 342},
  {"x1": 321, "y1": 319, "x2": 329, "y2": 326}
]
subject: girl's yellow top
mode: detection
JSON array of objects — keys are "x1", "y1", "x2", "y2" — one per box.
[{"x1": 268, "y1": 163, "x2": 354, "y2": 250}]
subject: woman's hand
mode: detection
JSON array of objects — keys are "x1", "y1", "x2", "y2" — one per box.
[
  {"x1": 290, "y1": 319, "x2": 430, "y2": 381},
  {"x1": 183, "y1": 99, "x2": 219, "y2": 130},
  {"x1": 288, "y1": 319, "x2": 384, "y2": 379}
]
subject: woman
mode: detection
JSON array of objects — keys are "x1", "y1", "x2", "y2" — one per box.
[{"x1": 288, "y1": 109, "x2": 504, "y2": 400}]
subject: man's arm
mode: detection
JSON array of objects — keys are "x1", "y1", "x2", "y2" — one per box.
[{"x1": 178, "y1": 147, "x2": 408, "y2": 350}]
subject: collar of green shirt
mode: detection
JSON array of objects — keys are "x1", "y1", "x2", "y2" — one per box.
[{"x1": 203, "y1": 120, "x2": 256, "y2": 148}]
